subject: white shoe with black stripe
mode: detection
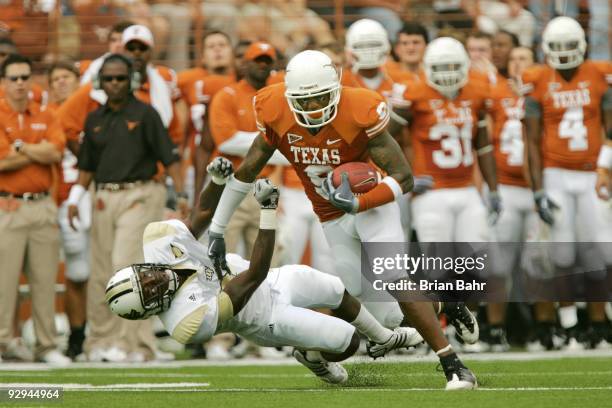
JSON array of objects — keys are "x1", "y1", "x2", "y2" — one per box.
[
  {"x1": 367, "y1": 327, "x2": 424, "y2": 359},
  {"x1": 292, "y1": 349, "x2": 348, "y2": 384}
]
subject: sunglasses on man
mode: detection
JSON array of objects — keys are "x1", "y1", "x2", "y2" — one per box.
[
  {"x1": 125, "y1": 42, "x2": 149, "y2": 53},
  {"x1": 101, "y1": 75, "x2": 129, "y2": 82},
  {"x1": 6, "y1": 74, "x2": 31, "y2": 82}
]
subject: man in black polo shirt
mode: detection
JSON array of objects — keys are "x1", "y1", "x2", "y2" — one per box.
[{"x1": 66, "y1": 54, "x2": 187, "y2": 362}]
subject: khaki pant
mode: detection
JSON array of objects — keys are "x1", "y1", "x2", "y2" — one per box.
[
  {"x1": 0, "y1": 197, "x2": 60, "y2": 358},
  {"x1": 84, "y1": 182, "x2": 166, "y2": 358},
  {"x1": 225, "y1": 193, "x2": 283, "y2": 266}
]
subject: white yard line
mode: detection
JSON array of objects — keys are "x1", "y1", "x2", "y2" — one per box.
[
  {"x1": 1, "y1": 382, "x2": 209, "y2": 390},
  {"x1": 1, "y1": 349, "x2": 611, "y2": 371}
]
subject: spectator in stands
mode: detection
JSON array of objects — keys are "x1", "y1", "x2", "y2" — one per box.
[
  {"x1": 200, "y1": 0, "x2": 240, "y2": 43},
  {"x1": 149, "y1": 1, "x2": 191, "y2": 71},
  {"x1": 79, "y1": 20, "x2": 135, "y2": 84},
  {"x1": 476, "y1": 0, "x2": 536, "y2": 47},
  {"x1": 66, "y1": 54, "x2": 185, "y2": 363},
  {"x1": 47, "y1": 60, "x2": 90, "y2": 361},
  {"x1": 239, "y1": 0, "x2": 334, "y2": 58},
  {"x1": 0, "y1": 54, "x2": 70, "y2": 367},
  {"x1": 0, "y1": 37, "x2": 17, "y2": 65},
  {"x1": 389, "y1": 22, "x2": 429, "y2": 76},
  {"x1": 433, "y1": 0, "x2": 476, "y2": 31}
]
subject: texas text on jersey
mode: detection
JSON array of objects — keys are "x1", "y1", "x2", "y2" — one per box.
[{"x1": 254, "y1": 83, "x2": 391, "y2": 222}]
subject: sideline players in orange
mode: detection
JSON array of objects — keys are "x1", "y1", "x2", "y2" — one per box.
[
  {"x1": 0, "y1": 54, "x2": 70, "y2": 366},
  {"x1": 486, "y1": 45, "x2": 538, "y2": 351},
  {"x1": 178, "y1": 31, "x2": 235, "y2": 202},
  {"x1": 208, "y1": 41, "x2": 287, "y2": 259},
  {"x1": 195, "y1": 50, "x2": 480, "y2": 390},
  {"x1": 401, "y1": 37, "x2": 500, "y2": 243},
  {"x1": 522, "y1": 16, "x2": 612, "y2": 349},
  {"x1": 47, "y1": 60, "x2": 91, "y2": 360}
]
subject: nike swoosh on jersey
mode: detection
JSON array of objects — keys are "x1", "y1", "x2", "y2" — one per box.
[{"x1": 326, "y1": 138, "x2": 341, "y2": 145}]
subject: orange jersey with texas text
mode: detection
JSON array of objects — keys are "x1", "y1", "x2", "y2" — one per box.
[
  {"x1": 521, "y1": 61, "x2": 612, "y2": 171},
  {"x1": 489, "y1": 77, "x2": 528, "y2": 187},
  {"x1": 403, "y1": 71, "x2": 491, "y2": 189},
  {"x1": 255, "y1": 84, "x2": 391, "y2": 222}
]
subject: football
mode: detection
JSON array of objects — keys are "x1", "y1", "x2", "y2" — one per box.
[{"x1": 331, "y1": 162, "x2": 380, "y2": 194}]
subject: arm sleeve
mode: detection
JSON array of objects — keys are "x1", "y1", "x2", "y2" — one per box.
[
  {"x1": 0, "y1": 128, "x2": 10, "y2": 160},
  {"x1": 209, "y1": 88, "x2": 239, "y2": 149},
  {"x1": 364, "y1": 97, "x2": 391, "y2": 139},
  {"x1": 144, "y1": 107, "x2": 180, "y2": 167},
  {"x1": 57, "y1": 85, "x2": 93, "y2": 142},
  {"x1": 45, "y1": 113, "x2": 66, "y2": 153}
]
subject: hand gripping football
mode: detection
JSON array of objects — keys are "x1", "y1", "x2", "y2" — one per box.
[{"x1": 331, "y1": 162, "x2": 380, "y2": 194}]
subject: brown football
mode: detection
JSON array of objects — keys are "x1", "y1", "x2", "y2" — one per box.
[{"x1": 331, "y1": 162, "x2": 380, "y2": 194}]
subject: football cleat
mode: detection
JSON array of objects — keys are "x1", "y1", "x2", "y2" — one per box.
[
  {"x1": 367, "y1": 327, "x2": 424, "y2": 359},
  {"x1": 443, "y1": 302, "x2": 479, "y2": 344},
  {"x1": 292, "y1": 349, "x2": 348, "y2": 384},
  {"x1": 443, "y1": 365, "x2": 478, "y2": 390}
]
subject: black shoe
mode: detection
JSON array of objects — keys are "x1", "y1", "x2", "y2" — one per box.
[
  {"x1": 443, "y1": 302, "x2": 479, "y2": 344},
  {"x1": 488, "y1": 325, "x2": 510, "y2": 352},
  {"x1": 439, "y1": 353, "x2": 477, "y2": 390},
  {"x1": 66, "y1": 326, "x2": 85, "y2": 360}
]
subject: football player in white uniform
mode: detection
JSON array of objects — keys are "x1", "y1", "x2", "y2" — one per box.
[{"x1": 106, "y1": 158, "x2": 422, "y2": 384}]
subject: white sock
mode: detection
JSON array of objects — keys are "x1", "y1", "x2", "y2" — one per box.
[
  {"x1": 350, "y1": 306, "x2": 393, "y2": 343},
  {"x1": 558, "y1": 305, "x2": 578, "y2": 329},
  {"x1": 305, "y1": 350, "x2": 324, "y2": 362}
]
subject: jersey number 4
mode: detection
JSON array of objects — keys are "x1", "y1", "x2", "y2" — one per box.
[
  {"x1": 559, "y1": 107, "x2": 588, "y2": 151},
  {"x1": 429, "y1": 123, "x2": 474, "y2": 169},
  {"x1": 500, "y1": 118, "x2": 524, "y2": 166}
]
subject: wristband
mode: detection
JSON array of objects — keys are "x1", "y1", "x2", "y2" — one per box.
[
  {"x1": 211, "y1": 175, "x2": 228, "y2": 185},
  {"x1": 259, "y1": 209, "x2": 277, "y2": 230},
  {"x1": 477, "y1": 145, "x2": 493, "y2": 156},
  {"x1": 67, "y1": 184, "x2": 86, "y2": 206},
  {"x1": 597, "y1": 145, "x2": 612, "y2": 169}
]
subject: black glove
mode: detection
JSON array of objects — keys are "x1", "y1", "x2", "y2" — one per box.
[
  {"x1": 412, "y1": 175, "x2": 434, "y2": 195},
  {"x1": 323, "y1": 172, "x2": 359, "y2": 214},
  {"x1": 207, "y1": 231, "x2": 230, "y2": 284},
  {"x1": 534, "y1": 190, "x2": 559, "y2": 225},
  {"x1": 254, "y1": 179, "x2": 280, "y2": 209}
]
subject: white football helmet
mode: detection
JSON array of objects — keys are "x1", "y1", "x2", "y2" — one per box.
[
  {"x1": 542, "y1": 16, "x2": 586, "y2": 70},
  {"x1": 423, "y1": 37, "x2": 470, "y2": 96},
  {"x1": 105, "y1": 264, "x2": 180, "y2": 320},
  {"x1": 345, "y1": 19, "x2": 390, "y2": 70},
  {"x1": 285, "y1": 50, "x2": 341, "y2": 128}
]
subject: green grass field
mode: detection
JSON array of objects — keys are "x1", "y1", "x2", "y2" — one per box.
[{"x1": 1, "y1": 355, "x2": 611, "y2": 408}]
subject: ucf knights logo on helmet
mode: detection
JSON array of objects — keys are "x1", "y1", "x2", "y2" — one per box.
[{"x1": 105, "y1": 263, "x2": 180, "y2": 320}]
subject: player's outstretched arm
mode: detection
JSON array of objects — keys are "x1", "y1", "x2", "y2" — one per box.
[
  {"x1": 524, "y1": 97, "x2": 544, "y2": 192},
  {"x1": 221, "y1": 179, "x2": 279, "y2": 315},
  {"x1": 367, "y1": 131, "x2": 414, "y2": 193},
  {"x1": 189, "y1": 157, "x2": 233, "y2": 238}
]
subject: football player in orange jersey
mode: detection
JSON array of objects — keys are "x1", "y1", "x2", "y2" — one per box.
[
  {"x1": 523, "y1": 16, "x2": 612, "y2": 349},
  {"x1": 401, "y1": 37, "x2": 500, "y2": 243},
  {"x1": 193, "y1": 50, "x2": 479, "y2": 390},
  {"x1": 47, "y1": 61, "x2": 90, "y2": 360},
  {"x1": 486, "y1": 45, "x2": 538, "y2": 351}
]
